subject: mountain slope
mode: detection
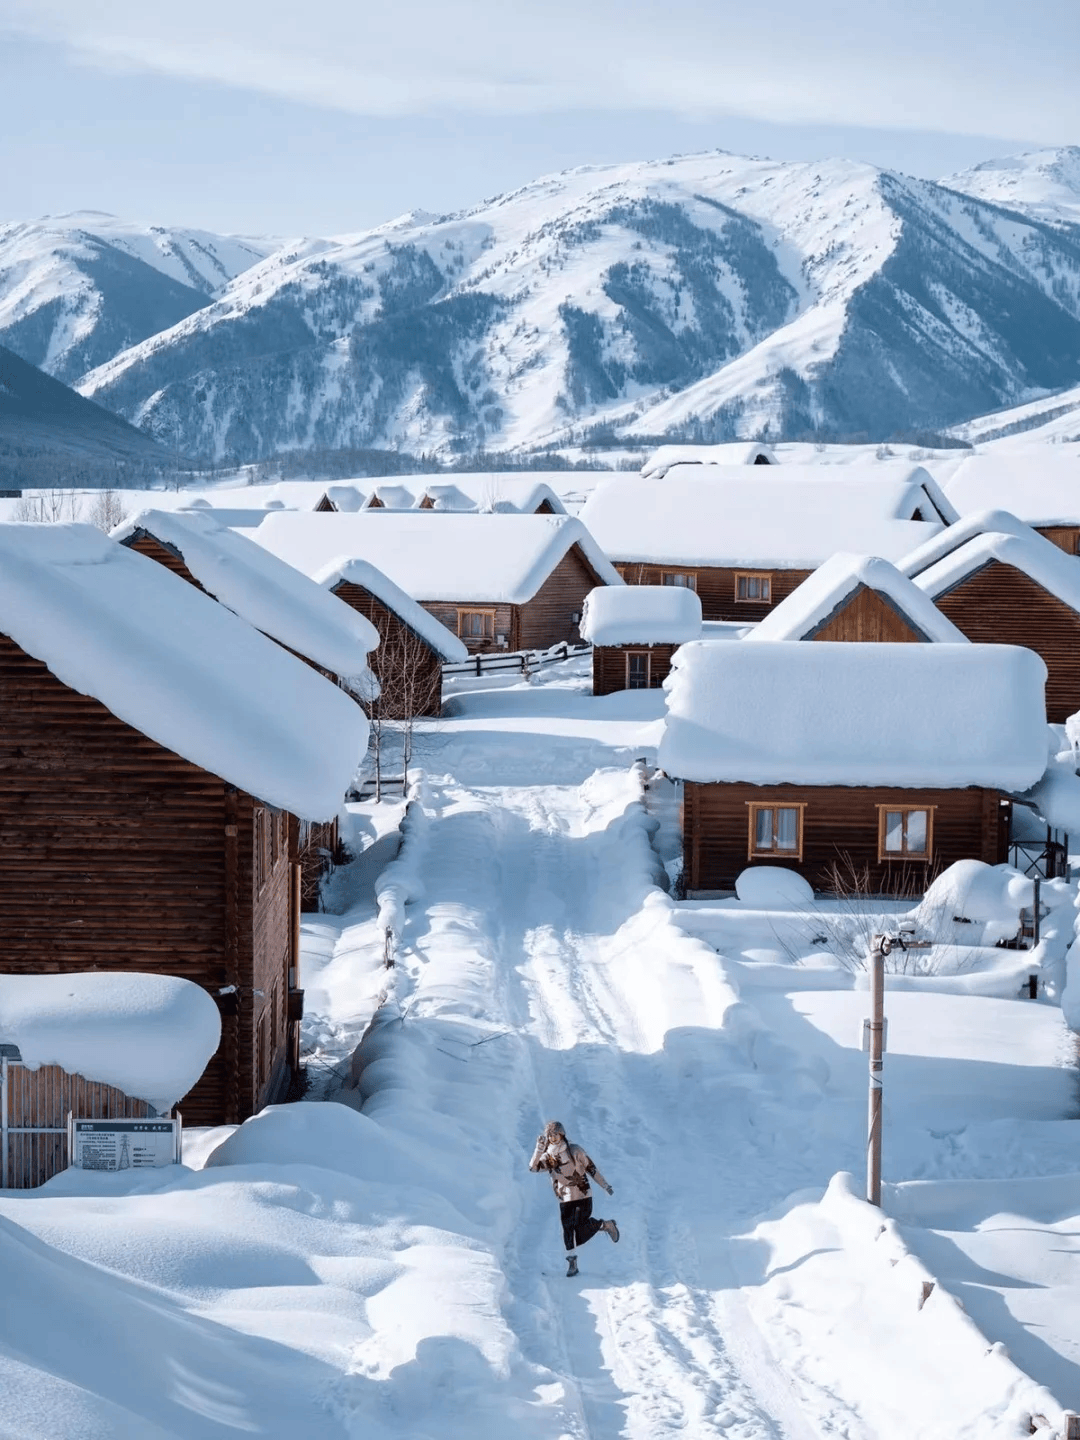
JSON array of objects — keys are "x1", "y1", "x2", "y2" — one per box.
[
  {"x1": 74, "y1": 152, "x2": 1080, "y2": 461},
  {"x1": 0, "y1": 217, "x2": 275, "y2": 383},
  {"x1": 941, "y1": 148, "x2": 1080, "y2": 228}
]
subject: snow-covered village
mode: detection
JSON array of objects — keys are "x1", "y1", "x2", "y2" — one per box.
[{"x1": 4, "y1": 7, "x2": 1080, "y2": 1437}]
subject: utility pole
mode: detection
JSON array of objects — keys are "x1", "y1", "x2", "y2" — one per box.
[{"x1": 866, "y1": 931, "x2": 931, "y2": 1208}]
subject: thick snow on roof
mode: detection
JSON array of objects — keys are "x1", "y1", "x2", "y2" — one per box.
[
  {"x1": 114, "y1": 509, "x2": 380, "y2": 681},
  {"x1": 659, "y1": 641, "x2": 1047, "y2": 790},
  {"x1": 325, "y1": 474, "x2": 568, "y2": 515},
  {"x1": 747, "y1": 553, "x2": 967, "y2": 643},
  {"x1": 581, "y1": 584, "x2": 702, "y2": 646},
  {"x1": 0, "y1": 524, "x2": 367, "y2": 820},
  {"x1": 898, "y1": 509, "x2": 1036, "y2": 577},
  {"x1": 642, "y1": 442, "x2": 777, "y2": 477},
  {"x1": 579, "y1": 471, "x2": 943, "y2": 568},
  {"x1": 945, "y1": 454, "x2": 1080, "y2": 525},
  {"x1": 253, "y1": 512, "x2": 622, "y2": 604},
  {"x1": 914, "y1": 529, "x2": 1080, "y2": 613},
  {"x1": 313, "y1": 557, "x2": 468, "y2": 661},
  {"x1": 0, "y1": 972, "x2": 220, "y2": 1113}
]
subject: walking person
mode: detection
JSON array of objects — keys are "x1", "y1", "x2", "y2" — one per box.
[{"x1": 529, "y1": 1120, "x2": 619, "y2": 1277}]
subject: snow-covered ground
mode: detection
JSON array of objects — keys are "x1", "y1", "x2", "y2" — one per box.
[{"x1": 2, "y1": 655, "x2": 1078, "y2": 1438}]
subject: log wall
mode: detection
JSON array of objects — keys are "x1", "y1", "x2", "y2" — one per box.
[
  {"x1": 593, "y1": 644, "x2": 679, "y2": 695},
  {"x1": 683, "y1": 781, "x2": 1010, "y2": 895},
  {"x1": 615, "y1": 563, "x2": 813, "y2": 621},
  {"x1": 809, "y1": 585, "x2": 925, "y2": 642},
  {"x1": 332, "y1": 581, "x2": 444, "y2": 717},
  {"x1": 932, "y1": 560, "x2": 1080, "y2": 723},
  {"x1": 1036, "y1": 526, "x2": 1080, "y2": 555}
]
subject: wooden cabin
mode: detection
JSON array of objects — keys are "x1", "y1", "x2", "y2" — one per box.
[
  {"x1": 748, "y1": 553, "x2": 967, "y2": 645},
  {"x1": 114, "y1": 509, "x2": 378, "y2": 901},
  {"x1": 911, "y1": 527, "x2": 1080, "y2": 724},
  {"x1": 641, "y1": 442, "x2": 778, "y2": 476},
  {"x1": 253, "y1": 512, "x2": 622, "y2": 655},
  {"x1": 323, "y1": 476, "x2": 568, "y2": 516},
  {"x1": 658, "y1": 641, "x2": 1047, "y2": 896},
  {"x1": 0, "y1": 525, "x2": 368, "y2": 1125},
  {"x1": 944, "y1": 456, "x2": 1080, "y2": 555},
  {"x1": 579, "y1": 468, "x2": 944, "y2": 622},
  {"x1": 312, "y1": 557, "x2": 467, "y2": 718},
  {"x1": 581, "y1": 584, "x2": 703, "y2": 694}
]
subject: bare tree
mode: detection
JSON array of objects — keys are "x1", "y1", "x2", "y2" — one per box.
[
  {"x1": 364, "y1": 621, "x2": 443, "y2": 798},
  {"x1": 13, "y1": 489, "x2": 83, "y2": 523},
  {"x1": 86, "y1": 489, "x2": 126, "y2": 532}
]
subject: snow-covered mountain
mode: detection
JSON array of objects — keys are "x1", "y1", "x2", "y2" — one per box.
[
  {"x1": 941, "y1": 148, "x2": 1080, "y2": 228},
  {"x1": 946, "y1": 381, "x2": 1080, "y2": 447},
  {"x1": 0, "y1": 216, "x2": 276, "y2": 383}
]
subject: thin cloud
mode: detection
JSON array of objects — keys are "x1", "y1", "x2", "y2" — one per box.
[{"x1": 3, "y1": 0, "x2": 1078, "y2": 141}]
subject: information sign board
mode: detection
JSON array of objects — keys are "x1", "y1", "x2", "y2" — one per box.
[{"x1": 68, "y1": 1117, "x2": 181, "y2": 1171}]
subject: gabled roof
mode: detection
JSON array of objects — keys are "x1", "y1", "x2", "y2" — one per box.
[
  {"x1": 324, "y1": 474, "x2": 568, "y2": 515},
  {"x1": 642, "y1": 442, "x2": 777, "y2": 476},
  {"x1": 580, "y1": 584, "x2": 702, "y2": 646},
  {"x1": 0, "y1": 524, "x2": 368, "y2": 820},
  {"x1": 747, "y1": 553, "x2": 967, "y2": 644},
  {"x1": 113, "y1": 509, "x2": 380, "y2": 685},
  {"x1": 913, "y1": 528, "x2": 1080, "y2": 614},
  {"x1": 898, "y1": 509, "x2": 1037, "y2": 578},
  {"x1": 944, "y1": 454, "x2": 1080, "y2": 526},
  {"x1": 579, "y1": 470, "x2": 943, "y2": 569},
  {"x1": 252, "y1": 512, "x2": 622, "y2": 604},
  {"x1": 659, "y1": 641, "x2": 1047, "y2": 791},
  {"x1": 312, "y1": 557, "x2": 468, "y2": 662}
]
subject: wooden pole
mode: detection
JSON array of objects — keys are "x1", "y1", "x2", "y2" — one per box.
[{"x1": 867, "y1": 933, "x2": 886, "y2": 1207}]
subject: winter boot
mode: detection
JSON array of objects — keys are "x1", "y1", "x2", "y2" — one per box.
[
  {"x1": 566, "y1": 1253, "x2": 579, "y2": 1277},
  {"x1": 602, "y1": 1219, "x2": 620, "y2": 1243}
]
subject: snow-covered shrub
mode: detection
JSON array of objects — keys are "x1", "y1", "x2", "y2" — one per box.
[
  {"x1": 735, "y1": 866, "x2": 814, "y2": 908},
  {"x1": 914, "y1": 860, "x2": 1032, "y2": 948}
]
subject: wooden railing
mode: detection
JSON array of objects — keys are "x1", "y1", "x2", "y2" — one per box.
[{"x1": 442, "y1": 640, "x2": 590, "y2": 678}]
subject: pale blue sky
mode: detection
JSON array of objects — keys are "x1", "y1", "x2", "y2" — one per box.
[{"x1": 1, "y1": 1, "x2": 1074, "y2": 237}]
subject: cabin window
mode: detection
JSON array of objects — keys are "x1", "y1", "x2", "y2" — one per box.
[
  {"x1": 747, "y1": 803, "x2": 804, "y2": 859},
  {"x1": 878, "y1": 806, "x2": 934, "y2": 861},
  {"x1": 661, "y1": 571, "x2": 697, "y2": 591},
  {"x1": 457, "y1": 609, "x2": 496, "y2": 641},
  {"x1": 625, "y1": 651, "x2": 651, "y2": 689},
  {"x1": 735, "y1": 572, "x2": 772, "y2": 604}
]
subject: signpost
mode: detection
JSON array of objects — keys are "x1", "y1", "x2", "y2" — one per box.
[
  {"x1": 866, "y1": 932, "x2": 930, "y2": 1207},
  {"x1": 68, "y1": 1116, "x2": 182, "y2": 1172}
]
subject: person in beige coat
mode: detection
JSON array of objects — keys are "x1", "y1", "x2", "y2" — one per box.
[{"x1": 529, "y1": 1119, "x2": 619, "y2": 1276}]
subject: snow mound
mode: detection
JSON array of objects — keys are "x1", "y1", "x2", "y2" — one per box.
[
  {"x1": 0, "y1": 523, "x2": 368, "y2": 820},
  {"x1": 0, "y1": 972, "x2": 220, "y2": 1113},
  {"x1": 735, "y1": 866, "x2": 815, "y2": 908},
  {"x1": 581, "y1": 584, "x2": 702, "y2": 645},
  {"x1": 915, "y1": 861, "x2": 1033, "y2": 946}
]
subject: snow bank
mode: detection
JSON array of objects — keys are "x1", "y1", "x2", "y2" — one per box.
[
  {"x1": 734, "y1": 866, "x2": 815, "y2": 908},
  {"x1": 915, "y1": 527, "x2": 1080, "y2": 613},
  {"x1": 254, "y1": 512, "x2": 622, "y2": 603},
  {"x1": 659, "y1": 641, "x2": 1048, "y2": 789},
  {"x1": 899, "y1": 508, "x2": 1041, "y2": 578},
  {"x1": 579, "y1": 469, "x2": 943, "y2": 568},
  {"x1": 373, "y1": 771, "x2": 432, "y2": 959},
  {"x1": 0, "y1": 972, "x2": 219, "y2": 1113},
  {"x1": 113, "y1": 509, "x2": 380, "y2": 688},
  {"x1": 580, "y1": 583, "x2": 702, "y2": 645},
  {"x1": 747, "y1": 552, "x2": 967, "y2": 643},
  {"x1": 915, "y1": 861, "x2": 1033, "y2": 946},
  {"x1": 313, "y1": 557, "x2": 467, "y2": 661},
  {"x1": 0, "y1": 524, "x2": 368, "y2": 820},
  {"x1": 946, "y1": 453, "x2": 1080, "y2": 526}
]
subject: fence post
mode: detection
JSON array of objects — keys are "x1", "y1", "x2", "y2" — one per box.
[
  {"x1": 1064, "y1": 1414, "x2": 1080, "y2": 1440},
  {"x1": 867, "y1": 935, "x2": 886, "y2": 1207},
  {"x1": 475, "y1": 654, "x2": 481, "y2": 677},
  {"x1": 1033, "y1": 874, "x2": 1041, "y2": 947}
]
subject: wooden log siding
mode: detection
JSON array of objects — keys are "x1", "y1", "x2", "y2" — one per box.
[
  {"x1": 807, "y1": 585, "x2": 925, "y2": 642},
  {"x1": 331, "y1": 580, "x2": 444, "y2": 717},
  {"x1": 593, "y1": 644, "x2": 679, "y2": 695},
  {"x1": 420, "y1": 543, "x2": 606, "y2": 653},
  {"x1": 1036, "y1": 526, "x2": 1080, "y2": 556},
  {"x1": 614, "y1": 563, "x2": 813, "y2": 621},
  {"x1": 4, "y1": 1062, "x2": 154, "y2": 1189},
  {"x1": 683, "y1": 782, "x2": 1011, "y2": 895},
  {"x1": 0, "y1": 633, "x2": 294, "y2": 1126},
  {"x1": 931, "y1": 560, "x2": 1080, "y2": 723}
]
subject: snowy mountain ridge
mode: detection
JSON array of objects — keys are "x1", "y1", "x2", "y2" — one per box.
[{"x1": 942, "y1": 147, "x2": 1080, "y2": 227}]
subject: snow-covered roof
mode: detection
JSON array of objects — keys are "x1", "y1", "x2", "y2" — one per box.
[
  {"x1": 659, "y1": 641, "x2": 1047, "y2": 790},
  {"x1": 641, "y1": 442, "x2": 777, "y2": 477},
  {"x1": 114, "y1": 509, "x2": 380, "y2": 685},
  {"x1": 325, "y1": 474, "x2": 568, "y2": 515},
  {"x1": 746, "y1": 553, "x2": 967, "y2": 644},
  {"x1": 580, "y1": 584, "x2": 702, "y2": 646},
  {"x1": 175, "y1": 507, "x2": 277, "y2": 530},
  {"x1": 0, "y1": 972, "x2": 220, "y2": 1114},
  {"x1": 252, "y1": 512, "x2": 622, "y2": 604},
  {"x1": 898, "y1": 509, "x2": 1036, "y2": 577},
  {"x1": 913, "y1": 529, "x2": 1080, "y2": 613},
  {"x1": 0, "y1": 524, "x2": 368, "y2": 820},
  {"x1": 579, "y1": 471, "x2": 944, "y2": 568},
  {"x1": 944, "y1": 454, "x2": 1080, "y2": 525},
  {"x1": 312, "y1": 557, "x2": 468, "y2": 662}
]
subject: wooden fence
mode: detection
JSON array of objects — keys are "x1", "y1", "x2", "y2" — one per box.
[{"x1": 442, "y1": 640, "x2": 590, "y2": 679}]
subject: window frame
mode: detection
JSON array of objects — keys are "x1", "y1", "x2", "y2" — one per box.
[
  {"x1": 456, "y1": 607, "x2": 497, "y2": 642},
  {"x1": 624, "y1": 649, "x2": 651, "y2": 690},
  {"x1": 660, "y1": 570, "x2": 697, "y2": 591},
  {"x1": 746, "y1": 802, "x2": 806, "y2": 861},
  {"x1": 734, "y1": 571, "x2": 774, "y2": 605},
  {"x1": 877, "y1": 805, "x2": 935, "y2": 862}
]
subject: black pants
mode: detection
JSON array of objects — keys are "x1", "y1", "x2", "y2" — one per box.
[{"x1": 560, "y1": 1197, "x2": 603, "y2": 1252}]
